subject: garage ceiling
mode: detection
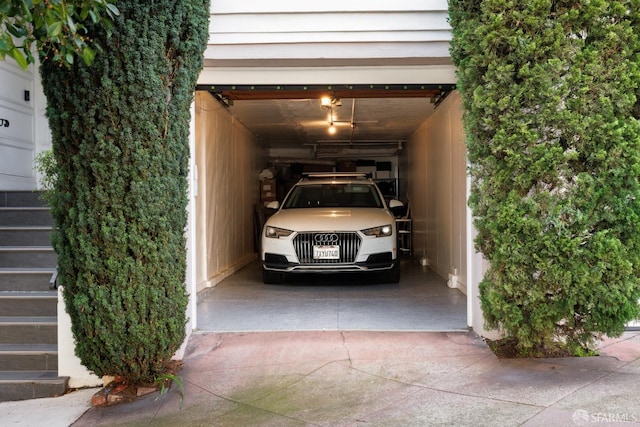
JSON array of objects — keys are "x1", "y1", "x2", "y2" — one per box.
[{"x1": 197, "y1": 84, "x2": 455, "y2": 158}]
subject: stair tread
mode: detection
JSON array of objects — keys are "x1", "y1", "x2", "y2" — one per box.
[
  {"x1": 0, "y1": 291, "x2": 57, "y2": 298},
  {"x1": 0, "y1": 371, "x2": 63, "y2": 381},
  {"x1": 0, "y1": 316, "x2": 57, "y2": 323},
  {"x1": 0, "y1": 344, "x2": 57, "y2": 352},
  {"x1": 0, "y1": 268, "x2": 56, "y2": 273},
  {"x1": 0, "y1": 206, "x2": 50, "y2": 210},
  {"x1": 0, "y1": 225, "x2": 53, "y2": 231},
  {"x1": 0, "y1": 246, "x2": 54, "y2": 251}
]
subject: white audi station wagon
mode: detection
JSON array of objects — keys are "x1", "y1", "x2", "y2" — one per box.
[{"x1": 260, "y1": 173, "x2": 403, "y2": 284}]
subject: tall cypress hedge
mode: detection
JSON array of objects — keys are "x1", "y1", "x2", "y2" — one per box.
[
  {"x1": 450, "y1": 1, "x2": 640, "y2": 354},
  {"x1": 40, "y1": 1, "x2": 209, "y2": 383}
]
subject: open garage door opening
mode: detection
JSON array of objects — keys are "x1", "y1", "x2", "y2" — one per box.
[{"x1": 191, "y1": 84, "x2": 469, "y2": 332}]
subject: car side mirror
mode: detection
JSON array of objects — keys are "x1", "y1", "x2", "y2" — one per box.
[
  {"x1": 388, "y1": 199, "x2": 403, "y2": 209},
  {"x1": 266, "y1": 200, "x2": 280, "y2": 209}
]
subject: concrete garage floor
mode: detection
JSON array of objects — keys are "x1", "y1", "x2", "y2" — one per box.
[{"x1": 196, "y1": 258, "x2": 468, "y2": 332}]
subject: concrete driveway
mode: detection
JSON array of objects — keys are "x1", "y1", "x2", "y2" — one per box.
[{"x1": 70, "y1": 330, "x2": 640, "y2": 426}]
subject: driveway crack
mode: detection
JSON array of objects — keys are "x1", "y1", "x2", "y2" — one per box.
[{"x1": 341, "y1": 331, "x2": 353, "y2": 366}]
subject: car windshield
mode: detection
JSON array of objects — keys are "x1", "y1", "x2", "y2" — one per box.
[{"x1": 283, "y1": 183, "x2": 383, "y2": 209}]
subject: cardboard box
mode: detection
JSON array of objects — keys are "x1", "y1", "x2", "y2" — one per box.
[
  {"x1": 337, "y1": 160, "x2": 356, "y2": 172},
  {"x1": 261, "y1": 178, "x2": 276, "y2": 201},
  {"x1": 303, "y1": 164, "x2": 333, "y2": 173},
  {"x1": 356, "y1": 159, "x2": 376, "y2": 167},
  {"x1": 356, "y1": 166, "x2": 376, "y2": 176},
  {"x1": 261, "y1": 178, "x2": 275, "y2": 192}
]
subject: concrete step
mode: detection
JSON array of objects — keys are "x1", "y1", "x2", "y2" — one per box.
[
  {"x1": 0, "y1": 344, "x2": 57, "y2": 371},
  {"x1": 0, "y1": 227, "x2": 53, "y2": 247},
  {"x1": 0, "y1": 371, "x2": 68, "y2": 402},
  {"x1": 0, "y1": 208, "x2": 53, "y2": 227},
  {"x1": 0, "y1": 292, "x2": 57, "y2": 317},
  {"x1": 0, "y1": 269, "x2": 56, "y2": 292},
  {"x1": 0, "y1": 191, "x2": 46, "y2": 208},
  {"x1": 0, "y1": 194, "x2": 63, "y2": 402},
  {"x1": 0, "y1": 247, "x2": 57, "y2": 269},
  {"x1": 0, "y1": 317, "x2": 57, "y2": 345}
]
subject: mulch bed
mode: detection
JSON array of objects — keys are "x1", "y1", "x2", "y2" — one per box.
[
  {"x1": 91, "y1": 360, "x2": 183, "y2": 406},
  {"x1": 485, "y1": 337, "x2": 580, "y2": 359}
]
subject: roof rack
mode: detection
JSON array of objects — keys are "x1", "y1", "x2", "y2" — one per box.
[{"x1": 301, "y1": 172, "x2": 373, "y2": 180}]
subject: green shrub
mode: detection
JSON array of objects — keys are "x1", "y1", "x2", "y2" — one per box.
[
  {"x1": 450, "y1": 0, "x2": 640, "y2": 354},
  {"x1": 39, "y1": 0, "x2": 209, "y2": 383},
  {"x1": 33, "y1": 150, "x2": 56, "y2": 207}
]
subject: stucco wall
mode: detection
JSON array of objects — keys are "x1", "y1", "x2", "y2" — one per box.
[
  {"x1": 406, "y1": 92, "x2": 466, "y2": 291},
  {"x1": 194, "y1": 92, "x2": 265, "y2": 292}
]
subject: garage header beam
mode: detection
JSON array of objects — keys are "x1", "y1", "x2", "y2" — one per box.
[{"x1": 196, "y1": 83, "x2": 456, "y2": 102}]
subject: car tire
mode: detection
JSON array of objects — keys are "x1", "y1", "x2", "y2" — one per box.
[
  {"x1": 262, "y1": 269, "x2": 283, "y2": 284},
  {"x1": 383, "y1": 261, "x2": 401, "y2": 283}
]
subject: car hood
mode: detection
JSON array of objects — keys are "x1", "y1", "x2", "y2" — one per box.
[{"x1": 266, "y1": 208, "x2": 395, "y2": 232}]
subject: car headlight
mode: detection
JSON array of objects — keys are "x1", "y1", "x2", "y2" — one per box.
[
  {"x1": 362, "y1": 224, "x2": 393, "y2": 237},
  {"x1": 265, "y1": 226, "x2": 294, "y2": 239}
]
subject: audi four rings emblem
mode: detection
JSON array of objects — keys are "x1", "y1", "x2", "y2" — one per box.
[{"x1": 314, "y1": 233, "x2": 339, "y2": 243}]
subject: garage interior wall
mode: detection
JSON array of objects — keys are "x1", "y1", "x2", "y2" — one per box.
[
  {"x1": 194, "y1": 91, "x2": 264, "y2": 293},
  {"x1": 405, "y1": 91, "x2": 467, "y2": 293}
]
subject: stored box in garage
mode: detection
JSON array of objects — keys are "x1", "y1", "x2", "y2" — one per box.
[
  {"x1": 337, "y1": 160, "x2": 356, "y2": 172},
  {"x1": 261, "y1": 178, "x2": 276, "y2": 202},
  {"x1": 303, "y1": 164, "x2": 333, "y2": 173}
]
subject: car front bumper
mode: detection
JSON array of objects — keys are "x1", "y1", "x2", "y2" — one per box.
[{"x1": 262, "y1": 251, "x2": 397, "y2": 273}]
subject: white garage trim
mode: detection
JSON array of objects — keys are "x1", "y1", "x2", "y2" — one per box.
[
  {"x1": 198, "y1": 65, "x2": 457, "y2": 87},
  {"x1": 211, "y1": 0, "x2": 449, "y2": 14}
]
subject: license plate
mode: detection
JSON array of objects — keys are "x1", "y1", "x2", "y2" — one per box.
[{"x1": 313, "y1": 245, "x2": 340, "y2": 260}]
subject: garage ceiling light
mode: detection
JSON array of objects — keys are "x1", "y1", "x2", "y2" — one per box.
[
  {"x1": 322, "y1": 97, "x2": 342, "y2": 135},
  {"x1": 321, "y1": 97, "x2": 342, "y2": 107}
]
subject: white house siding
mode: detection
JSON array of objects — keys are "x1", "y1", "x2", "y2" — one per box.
[
  {"x1": 0, "y1": 61, "x2": 36, "y2": 190},
  {"x1": 206, "y1": 0, "x2": 451, "y2": 65},
  {"x1": 200, "y1": 0, "x2": 456, "y2": 91},
  {"x1": 194, "y1": 91, "x2": 265, "y2": 293}
]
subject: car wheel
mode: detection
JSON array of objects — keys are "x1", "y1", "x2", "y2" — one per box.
[
  {"x1": 262, "y1": 269, "x2": 283, "y2": 284},
  {"x1": 383, "y1": 261, "x2": 401, "y2": 283}
]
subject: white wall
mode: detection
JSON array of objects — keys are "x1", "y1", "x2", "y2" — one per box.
[
  {"x1": 57, "y1": 289, "x2": 102, "y2": 388},
  {"x1": 194, "y1": 92, "x2": 265, "y2": 292},
  {"x1": 403, "y1": 92, "x2": 501, "y2": 335},
  {"x1": 405, "y1": 92, "x2": 466, "y2": 292}
]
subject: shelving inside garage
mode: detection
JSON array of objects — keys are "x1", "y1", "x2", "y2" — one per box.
[{"x1": 259, "y1": 158, "x2": 401, "y2": 207}]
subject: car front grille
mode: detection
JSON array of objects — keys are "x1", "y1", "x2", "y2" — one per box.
[{"x1": 293, "y1": 232, "x2": 361, "y2": 264}]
